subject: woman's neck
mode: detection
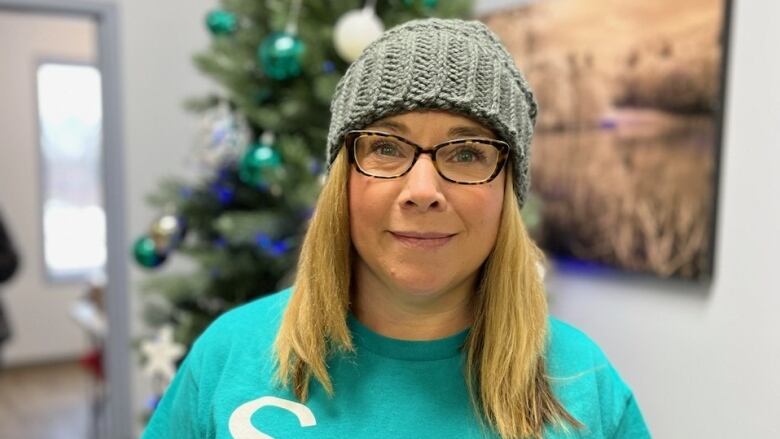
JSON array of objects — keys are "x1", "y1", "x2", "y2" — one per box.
[{"x1": 351, "y1": 263, "x2": 475, "y2": 340}]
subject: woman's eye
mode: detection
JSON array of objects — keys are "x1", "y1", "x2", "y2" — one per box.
[
  {"x1": 450, "y1": 146, "x2": 486, "y2": 163},
  {"x1": 371, "y1": 142, "x2": 402, "y2": 157}
]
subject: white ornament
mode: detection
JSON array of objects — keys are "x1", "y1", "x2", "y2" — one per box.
[
  {"x1": 141, "y1": 325, "x2": 185, "y2": 382},
  {"x1": 333, "y1": 7, "x2": 384, "y2": 63}
]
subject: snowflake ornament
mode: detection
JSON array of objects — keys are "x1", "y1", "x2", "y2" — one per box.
[{"x1": 141, "y1": 325, "x2": 185, "y2": 382}]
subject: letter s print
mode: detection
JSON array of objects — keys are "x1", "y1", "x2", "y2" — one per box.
[{"x1": 228, "y1": 396, "x2": 317, "y2": 438}]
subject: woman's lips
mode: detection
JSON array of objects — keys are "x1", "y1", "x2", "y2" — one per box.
[{"x1": 389, "y1": 231, "x2": 455, "y2": 249}]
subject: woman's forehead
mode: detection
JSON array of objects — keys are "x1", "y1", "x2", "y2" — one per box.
[{"x1": 366, "y1": 110, "x2": 497, "y2": 139}]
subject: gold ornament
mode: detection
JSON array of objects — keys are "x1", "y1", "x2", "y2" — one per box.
[{"x1": 150, "y1": 214, "x2": 183, "y2": 252}]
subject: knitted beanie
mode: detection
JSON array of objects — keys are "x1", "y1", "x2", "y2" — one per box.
[{"x1": 326, "y1": 17, "x2": 538, "y2": 207}]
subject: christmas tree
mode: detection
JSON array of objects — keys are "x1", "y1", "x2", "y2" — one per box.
[{"x1": 135, "y1": 0, "x2": 474, "y2": 415}]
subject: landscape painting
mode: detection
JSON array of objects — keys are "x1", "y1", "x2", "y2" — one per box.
[{"x1": 481, "y1": 0, "x2": 731, "y2": 280}]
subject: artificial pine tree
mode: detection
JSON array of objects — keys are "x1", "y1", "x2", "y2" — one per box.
[{"x1": 135, "y1": 0, "x2": 474, "y2": 414}]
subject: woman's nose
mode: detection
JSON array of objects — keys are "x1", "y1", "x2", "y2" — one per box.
[{"x1": 399, "y1": 155, "x2": 446, "y2": 212}]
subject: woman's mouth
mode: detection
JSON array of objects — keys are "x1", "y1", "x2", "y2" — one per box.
[{"x1": 389, "y1": 231, "x2": 456, "y2": 249}]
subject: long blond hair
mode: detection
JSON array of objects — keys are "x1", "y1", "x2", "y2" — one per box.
[{"x1": 275, "y1": 148, "x2": 582, "y2": 438}]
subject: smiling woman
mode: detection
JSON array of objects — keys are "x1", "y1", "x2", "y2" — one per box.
[
  {"x1": 143, "y1": 18, "x2": 651, "y2": 439},
  {"x1": 348, "y1": 111, "x2": 507, "y2": 339}
]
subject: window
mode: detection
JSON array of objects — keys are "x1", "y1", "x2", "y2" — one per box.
[{"x1": 36, "y1": 63, "x2": 105, "y2": 280}]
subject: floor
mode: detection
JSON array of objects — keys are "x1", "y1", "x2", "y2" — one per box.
[{"x1": 0, "y1": 360, "x2": 102, "y2": 439}]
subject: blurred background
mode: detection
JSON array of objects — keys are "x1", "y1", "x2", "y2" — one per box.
[{"x1": 0, "y1": 0, "x2": 777, "y2": 438}]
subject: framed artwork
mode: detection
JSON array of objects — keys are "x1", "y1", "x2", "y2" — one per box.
[{"x1": 482, "y1": 0, "x2": 732, "y2": 281}]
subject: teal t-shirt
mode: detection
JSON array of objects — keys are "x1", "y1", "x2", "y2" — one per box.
[{"x1": 142, "y1": 288, "x2": 651, "y2": 438}]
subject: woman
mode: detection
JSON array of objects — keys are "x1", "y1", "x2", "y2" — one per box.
[{"x1": 144, "y1": 18, "x2": 650, "y2": 438}]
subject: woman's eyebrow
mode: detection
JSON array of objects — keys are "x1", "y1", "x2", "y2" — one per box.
[
  {"x1": 447, "y1": 126, "x2": 495, "y2": 139},
  {"x1": 367, "y1": 120, "x2": 407, "y2": 133}
]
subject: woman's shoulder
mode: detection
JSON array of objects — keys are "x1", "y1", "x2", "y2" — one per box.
[
  {"x1": 546, "y1": 316, "x2": 611, "y2": 371},
  {"x1": 210, "y1": 287, "x2": 292, "y2": 332},
  {"x1": 544, "y1": 317, "x2": 651, "y2": 438},
  {"x1": 142, "y1": 289, "x2": 296, "y2": 438},
  {"x1": 191, "y1": 287, "x2": 293, "y2": 355}
]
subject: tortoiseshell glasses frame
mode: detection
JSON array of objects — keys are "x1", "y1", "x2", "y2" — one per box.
[{"x1": 345, "y1": 130, "x2": 510, "y2": 185}]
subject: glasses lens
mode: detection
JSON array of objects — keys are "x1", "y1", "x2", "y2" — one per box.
[
  {"x1": 436, "y1": 141, "x2": 501, "y2": 183},
  {"x1": 353, "y1": 134, "x2": 415, "y2": 177}
]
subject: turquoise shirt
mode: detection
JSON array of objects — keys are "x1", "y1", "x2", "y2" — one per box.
[{"x1": 143, "y1": 288, "x2": 651, "y2": 438}]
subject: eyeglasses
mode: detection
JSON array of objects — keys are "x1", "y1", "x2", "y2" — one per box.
[{"x1": 345, "y1": 130, "x2": 510, "y2": 185}]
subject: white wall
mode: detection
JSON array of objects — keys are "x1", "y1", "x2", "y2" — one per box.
[{"x1": 78, "y1": 0, "x2": 780, "y2": 437}]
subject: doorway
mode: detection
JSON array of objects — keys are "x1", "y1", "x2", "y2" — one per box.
[{"x1": 0, "y1": 1, "x2": 129, "y2": 438}]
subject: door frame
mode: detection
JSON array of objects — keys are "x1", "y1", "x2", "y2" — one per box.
[{"x1": 0, "y1": 1, "x2": 130, "y2": 438}]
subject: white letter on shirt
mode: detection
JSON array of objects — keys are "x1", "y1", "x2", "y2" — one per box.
[{"x1": 228, "y1": 396, "x2": 317, "y2": 438}]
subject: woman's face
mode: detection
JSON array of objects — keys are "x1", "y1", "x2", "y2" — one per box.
[{"x1": 348, "y1": 110, "x2": 506, "y2": 301}]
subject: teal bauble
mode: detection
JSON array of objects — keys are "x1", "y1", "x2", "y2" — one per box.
[
  {"x1": 206, "y1": 9, "x2": 237, "y2": 36},
  {"x1": 239, "y1": 143, "x2": 282, "y2": 187},
  {"x1": 258, "y1": 32, "x2": 305, "y2": 80},
  {"x1": 403, "y1": 0, "x2": 438, "y2": 7},
  {"x1": 133, "y1": 236, "x2": 166, "y2": 268}
]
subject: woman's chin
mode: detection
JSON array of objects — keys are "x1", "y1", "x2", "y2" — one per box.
[{"x1": 388, "y1": 274, "x2": 458, "y2": 300}]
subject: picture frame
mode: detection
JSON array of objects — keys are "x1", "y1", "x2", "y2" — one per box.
[{"x1": 482, "y1": 0, "x2": 733, "y2": 281}]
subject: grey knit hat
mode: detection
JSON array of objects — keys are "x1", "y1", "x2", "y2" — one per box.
[{"x1": 326, "y1": 18, "x2": 538, "y2": 207}]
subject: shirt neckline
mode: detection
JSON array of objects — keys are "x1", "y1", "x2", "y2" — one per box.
[{"x1": 347, "y1": 313, "x2": 470, "y2": 361}]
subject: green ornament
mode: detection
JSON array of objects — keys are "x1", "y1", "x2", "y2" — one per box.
[
  {"x1": 258, "y1": 32, "x2": 305, "y2": 80},
  {"x1": 403, "y1": 0, "x2": 438, "y2": 7},
  {"x1": 133, "y1": 236, "x2": 166, "y2": 268},
  {"x1": 206, "y1": 9, "x2": 237, "y2": 36},
  {"x1": 239, "y1": 142, "x2": 282, "y2": 187}
]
